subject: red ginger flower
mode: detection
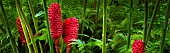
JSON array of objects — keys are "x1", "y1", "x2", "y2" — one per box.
[
  {"x1": 132, "y1": 40, "x2": 145, "y2": 53},
  {"x1": 63, "y1": 17, "x2": 79, "y2": 45},
  {"x1": 16, "y1": 17, "x2": 27, "y2": 46},
  {"x1": 63, "y1": 17, "x2": 79, "y2": 53},
  {"x1": 48, "y1": 2, "x2": 62, "y2": 53},
  {"x1": 48, "y1": 2, "x2": 62, "y2": 39}
]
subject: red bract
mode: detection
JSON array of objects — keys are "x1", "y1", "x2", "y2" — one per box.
[
  {"x1": 132, "y1": 40, "x2": 145, "y2": 53},
  {"x1": 63, "y1": 17, "x2": 79, "y2": 45},
  {"x1": 16, "y1": 17, "x2": 27, "y2": 46},
  {"x1": 48, "y1": 2, "x2": 62, "y2": 39}
]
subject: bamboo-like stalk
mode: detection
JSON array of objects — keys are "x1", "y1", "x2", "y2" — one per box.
[
  {"x1": 127, "y1": 0, "x2": 133, "y2": 50},
  {"x1": 81, "y1": 0, "x2": 87, "y2": 34},
  {"x1": 14, "y1": 0, "x2": 38, "y2": 53},
  {"x1": 159, "y1": 0, "x2": 170, "y2": 53},
  {"x1": 96, "y1": 0, "x2": 100, "y2": 35},
  {"x1": 144, "y1": 0, "x2": 148, "y2": 45},
  {"x1": 15, "y1": 7, "x2": 33, "y2": 53},
  {"x1": 42, "y1": 0, "x2": 54, "y2": 53},
  {"x1": 102, "y1": 0, "x2": 106, "y2": 53},
  {"x1": 19, "y1": 16, "x2": 33, "y2": 53},
  {"x1": 0, "y1": 0, "x2": 19, "y2": 53},
  {"x1": 27, "y1": 0, "x2": 43, "y2": 53},
  {"x1": 97, "y1": 0, "x2": 100, "y2": 19},
  {"x1": 16, "y1": 0, "x2": 32, "y2": 53},
  {"x1": 145, "y1": 0, "x2": 160, "y2": 45}
]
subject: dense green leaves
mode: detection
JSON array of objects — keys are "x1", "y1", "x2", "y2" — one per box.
[{"x1": 0, "y1": 0, "x2": 170, "y2": 53}]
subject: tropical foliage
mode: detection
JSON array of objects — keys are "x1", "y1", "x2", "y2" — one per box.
[{"x1": 0, "y1": 0, "x2": 170, "y2": 53}]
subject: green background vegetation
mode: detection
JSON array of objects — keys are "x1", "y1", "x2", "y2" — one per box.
[{"x1": 0, "y1": 0, "x2": 170, "y2": 53}]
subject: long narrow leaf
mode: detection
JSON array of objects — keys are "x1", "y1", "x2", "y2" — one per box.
[
  {"x1": 81, "y1": 0, "x2": 87, "y2": 34},
  {"x1": 27, "y1": 0, "x2": 43, "y2": 53},
  {"x1": 145, "y1": 0, "x2": 160, "y2": 45}
]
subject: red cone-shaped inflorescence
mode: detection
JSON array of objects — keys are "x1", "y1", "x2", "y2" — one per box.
[
  {"x1": 63, "y1": 17, "x2": 79, "y2": 45},
  {"x1": 16, "y1": 17, "x2": 27, "y2": 46},
  {"x1": 132, "y1": 40, "x2": 145, "y2": 53},
  {"x1": 48, "y1": 2, "x2": 62, "y2": 39}
]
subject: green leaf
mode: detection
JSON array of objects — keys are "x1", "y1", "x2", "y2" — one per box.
[
  {"x1": 35, "y1": 11, "x2": 44, "y2": 18},
  {"x1": 78, "y1": 34, "x2": 89, "y2": 37},
  {"x1": 33, "y1": 28, "x2": 48, "y2": 44},
  {"x1": 71, "y1": 39, "x2": 85, "y2": 51}
]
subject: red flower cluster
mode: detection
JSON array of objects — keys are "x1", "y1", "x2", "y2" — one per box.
[
  {"x1": 16, "y1": 17, "x2": 27, "y2": 46},
  {"x1": 132, "y1": 40, "x2": 145, "y2": 53},
  {"x1": 48, "y1": 2, "x2": 62, "y2": 39},
  {"x1": 63, "y1": 17, "x2": 79, "y2": 45},
  {"x1": 48, "y1": 2, "x2": 79, "y2": 53}
]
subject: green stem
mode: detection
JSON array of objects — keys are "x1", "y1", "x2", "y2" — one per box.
[
  {"x1": 102, "y1": 0, "x2": 106, "y2": 53},
  {"x1": 50, "y1": 0, "x2": 53, "y2": 4},
  {"x1": 144, "y1": 0, "x2": 148, "y2": 45},
  {"x1": 0, "y1": 0, "x2": 19, "y2": 53},
  {"x1": 16, "y1": 5, "x2": 33, "y2": 52},
  {"x1": 15, "y1": 0, "x2": 38, "y2": 53},
  {"x1": 27, "y1": 0, "x2": 43, "y2": 53},
  {"x1": 145, "y1": 0, "x2": 160, "y2": 45},
  {"x1": 95, "y1": 0, "x2": 100, "y2": 36},
  {"x1": 15, "y1": 1, "x2": 33, "y2": 53},
  {"x1": 59, "y1": 0, "x2": 63, "y2": 53},
  {"x1": 60, "y1": 0, "x2": 62, "y2": 8},
  {"x1": 60, "y1": 36, "x2": 63, "y2": 53},
  {"x1": 27, "y1": 0, "x2": 39, "y2": 32},
  {"x1": 159, "y1": 0, "x2": 170, "y2": 53},
  {"x1": 42, "y1": 0, "x2": 54, "y2": 53},
  {"x1": 39, "y1": 41, "x2": 43, "y2": 53},
  {"x1": 81, "y1": 0, "x2": 87, "y2": 34},
  {"x1": 127, "y1": 0, "x2": 133, "y2": 50},
  {"x1": 19, "y1": 16, "x2": 33, "y2": 53}
]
